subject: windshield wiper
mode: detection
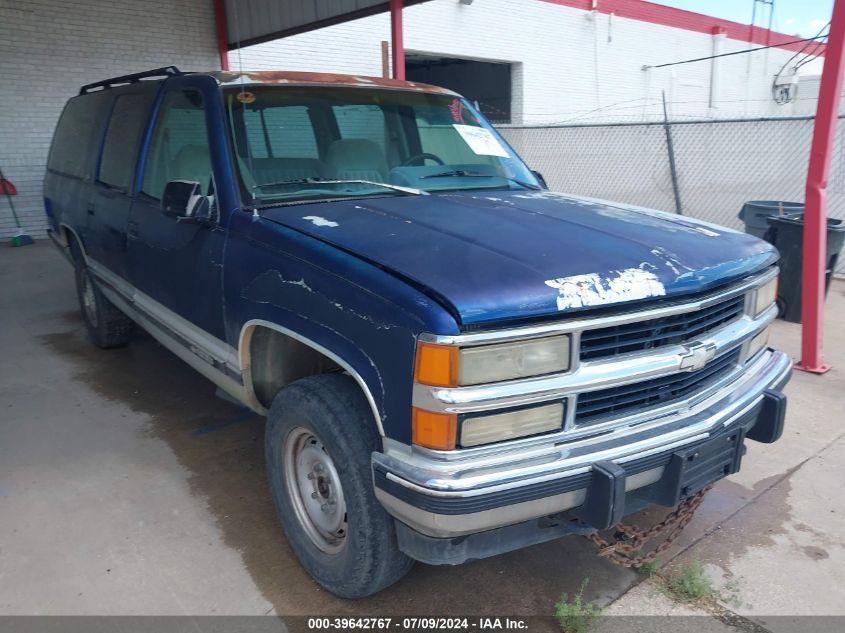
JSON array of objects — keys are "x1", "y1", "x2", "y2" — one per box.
[
  {"x1": 253, "y1": 177, "x2": 427, "y2": 196},
  {"x1": 419, "y1": 170, "x2": 542, "y2": 190}
]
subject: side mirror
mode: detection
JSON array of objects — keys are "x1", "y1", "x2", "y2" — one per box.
[
  {"x1": 531, "y1": 170, "x2": 549, "y2": 190},
  {"x1": 161, "y1": 180, "x2": 213, "y2": 224}
]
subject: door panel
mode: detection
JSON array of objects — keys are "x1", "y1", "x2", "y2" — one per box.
[
  {"x1": 127, "y1": 82, "x2": 226, "y2": 340},
  {"x1": 86, "y1": 186, "x2": 130, "y2": 275},
  {"x1": 86, "y1": 89, "x2": 156, "y2": 278}
]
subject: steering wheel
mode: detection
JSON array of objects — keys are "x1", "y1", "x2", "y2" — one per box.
[{"x1": 401, "y1": 152, "x2": 445, "y2": 166}]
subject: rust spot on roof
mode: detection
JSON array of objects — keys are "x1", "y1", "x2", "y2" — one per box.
[{"x1": 211, "y1": 70, "x2": 456, "y2": 94}]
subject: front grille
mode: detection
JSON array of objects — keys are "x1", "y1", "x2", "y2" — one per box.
[
  {"x1": 579, "y1": 295, "x2": 745, "y2": 361},
  {"x1": 575, "y1": 349, "x2": 741, "y2": 425}
]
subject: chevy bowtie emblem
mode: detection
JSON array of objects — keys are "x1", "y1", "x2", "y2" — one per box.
[{"x1": 679, "y1": 342, "x2": 717, "y2": 372}]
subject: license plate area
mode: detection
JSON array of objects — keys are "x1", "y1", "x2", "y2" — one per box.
[{"x1": 666, "y1": 429, "x2": 746, "y2": 502}]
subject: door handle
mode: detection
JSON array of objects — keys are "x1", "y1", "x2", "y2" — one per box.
[
  {"x1": 87, "y1": 204, "x2": 95, "y2": 215},
  {"x1": 127, "y1": 220, "x2": 139, "y2": 239}
]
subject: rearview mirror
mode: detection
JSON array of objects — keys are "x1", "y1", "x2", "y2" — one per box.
[
  {"x1": 161, "y1": 180, "x2": 213, "y2": 224},
  {"x1": 531, "y1": 170, "x2": 548, "y2": 190}
]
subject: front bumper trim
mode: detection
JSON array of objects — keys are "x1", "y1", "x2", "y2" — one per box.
[{"x1": 374, "y1": 348, "x2": 791, "y2": 539}]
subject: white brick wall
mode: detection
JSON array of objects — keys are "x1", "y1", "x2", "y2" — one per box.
[
  {"x1": 0, "y1": 0, "x2": 219, "y2": 239},
  {"x1": 231, "y1": 0, "x2": 819, "y2": 126}
]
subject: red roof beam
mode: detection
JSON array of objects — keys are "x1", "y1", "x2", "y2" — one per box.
[{"x1": 542, "y1": 0, "x2": 826, "y2": 56}]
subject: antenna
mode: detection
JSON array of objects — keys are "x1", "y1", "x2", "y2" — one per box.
[{"x1": 231, "y1": 0, "x2": 256, "y2": 199}]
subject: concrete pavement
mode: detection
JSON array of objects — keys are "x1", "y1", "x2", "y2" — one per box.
[{"x1": 1, "y1": 241, "x2": 843, "y2": 630}]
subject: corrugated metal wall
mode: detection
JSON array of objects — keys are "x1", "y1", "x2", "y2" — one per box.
[{"x1": 223, "y1": 0, "x2": 426, "y2": 48}]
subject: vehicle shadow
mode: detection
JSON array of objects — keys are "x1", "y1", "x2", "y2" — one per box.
[{"x1": 39, "y1": 324, "x2": 637, "y2": 621}]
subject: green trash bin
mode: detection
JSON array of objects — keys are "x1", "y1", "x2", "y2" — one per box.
[
  {"x1": 739, "y1": 201, "x2": 804, "y2": 239},
  {"x1": 763, "y1": 212, "x2": 845, "y2": 323}
]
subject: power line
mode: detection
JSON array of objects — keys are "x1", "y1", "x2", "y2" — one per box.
[
  {"x1": 775, "y1": 21, "x2": 830, "y2": 78},
  {"x1": 771, "y1": 21, "x2": 830, "y2": 104},
  {"x1": 642, "y1": 34, "x2": 827, "y2": 70},
  {"x1": 794, "y1": 32, "x2": 828, "y2": 70}
]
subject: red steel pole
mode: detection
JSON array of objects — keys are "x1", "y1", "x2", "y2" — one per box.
[
  {"x1": 214, "y1": 0, "x2": 231, "y2": 71},
  {"x1": 796, "y1": 0, "x2": 845, "y2": 374},
  {"x1": 390, "y1": 0, "x2": 405, "y2": 80}
]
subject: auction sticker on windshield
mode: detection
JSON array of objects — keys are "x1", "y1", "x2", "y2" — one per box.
[{"x1": 453, "y1": 124, "x2": 510, "y2": 158}]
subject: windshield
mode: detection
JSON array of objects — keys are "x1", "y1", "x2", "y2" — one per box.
[{"x1": 224, "y1": 86, "x2": 540, "y2": 205}]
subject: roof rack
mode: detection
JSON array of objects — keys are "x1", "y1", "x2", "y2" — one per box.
[{"x1": 79, "y1": 66, "x2": 183, "y2": 95}]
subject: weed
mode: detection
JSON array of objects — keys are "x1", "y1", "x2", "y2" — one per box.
[
  {"x1": 635, "y1": 560, "x2": 659, "y2": 577},
  {"x1": 665, "y1": 560, "x2": 712, "y2": 602},
  {"x1": 554, "y1": 578, "x2": 602, "y2": 633}
]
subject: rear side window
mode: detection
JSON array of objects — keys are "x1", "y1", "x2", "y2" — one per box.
[
  {"x1": 99, "y1": 93, "x2": 155, "y2": 191},
  {"x1": 243, "y1": 105, "x2": 319, "y2": 159},
  {"x1": 48, "y1": 93, "x2": 109, "y2": 178},
  {"x1": 333, "y1": 104, "x2": 387, "y2": 152},
  {"x1": 415, "y1": 105, "x2": 482, "y2": 165}
]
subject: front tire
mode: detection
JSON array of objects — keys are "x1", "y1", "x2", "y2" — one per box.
[{"x1": 265, "y1": 374, "x2": 413, "y2": 598}]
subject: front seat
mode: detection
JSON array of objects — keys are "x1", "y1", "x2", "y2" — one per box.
[{"x1": 324, "y1": 138, "x2": 388, "y2": 182}]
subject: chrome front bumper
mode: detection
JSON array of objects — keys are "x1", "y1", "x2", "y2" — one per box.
[{"x1": 373, "y1": 347, "x2": 791, "y2": 539}]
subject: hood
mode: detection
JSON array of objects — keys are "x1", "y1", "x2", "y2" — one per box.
[{"x1": 260, "y1": 190, "x2": 777, "y2": 325}]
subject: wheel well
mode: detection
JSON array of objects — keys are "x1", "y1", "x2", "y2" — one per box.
[
  {"x1": 61, "y1": 225, "x2": 84, "y2": 261},
  {"x1": 244, "y1": 325, "x2": 343, "y2": 409}
]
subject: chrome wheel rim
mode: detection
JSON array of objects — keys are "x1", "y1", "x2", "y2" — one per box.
[
  {"x1": 81, "y1": 271, "x2": 98, "y2": 327},
  {"x1": 283, "y1": 427, "x2": 347, "y2": 554}
]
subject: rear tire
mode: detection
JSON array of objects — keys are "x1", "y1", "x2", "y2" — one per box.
[
  {"x1": 265, "y1": 374, "x2": 413, "y2": 598},
  {"x1": 70, "y1": 240, "x2": 133, "y2": 349}
]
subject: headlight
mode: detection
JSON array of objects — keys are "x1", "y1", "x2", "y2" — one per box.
[
  {"x1": 460, "y1": 336, "x2": 571, "y2": 385},
  {"x1": 753, "y1": 276, "x2": 778, "y2": 317},
  {"x1": 414, "y1": 335, "x2": 571, "y2": 388},
  {"x1": 460, "y1": 402, "x2": 564, "y2": 447},
  {"x1": 746, "y1": 326, "x2": 770, "y2": 360},
  {"x1": 412, "y1": 336, "x2": 571, "y2": 450}
]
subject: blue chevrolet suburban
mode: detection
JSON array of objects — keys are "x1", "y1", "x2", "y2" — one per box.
[{"x1": 45, "y1": 67, "x2": 791, "y2": 598}]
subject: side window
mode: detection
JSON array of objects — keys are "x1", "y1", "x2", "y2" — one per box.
[
  {"x1": 47, "y1": 92, "x2": 109, "y2": 178},
  {"x1": 415, "y1": 104, "x2": 484, "y2": 165},
  {"x1": 99, "y1": 93, "x2": 155, "y2": 191},
  {"x1": 243, "y1": 108, "x2": 270, "y2": 159},
  {"x1": 249, "y1": 106, "x2": 319, "y2": 159},
  {"x1": 266, "y1": 106, "x2": 318, "y2": 158},
  {"x1": 332, "y1": 104, "x2": 387, "y2": 152},
  {"x1": 141, "y1": 90, "x2": 212, "y2": 199}
]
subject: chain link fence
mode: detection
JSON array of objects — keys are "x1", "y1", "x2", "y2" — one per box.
[{"x1": 497, "y1": 116, "x2": 845, "y2": 275}]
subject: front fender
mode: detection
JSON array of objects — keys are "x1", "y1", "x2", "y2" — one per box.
[
  {"x1": 224, "y1": 212, "x2": 459, "y2": 443},
  {"x1": 233, "y1": 286, "x2": 415, "y2": 438}
]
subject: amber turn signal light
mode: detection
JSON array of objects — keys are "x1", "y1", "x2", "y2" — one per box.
[
  {"x1": 412, "y1": 408, "x2": 457, "y2": 450},
  {"x1": 414, "y1": 342, "x2": 459, "y2": 387}
]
